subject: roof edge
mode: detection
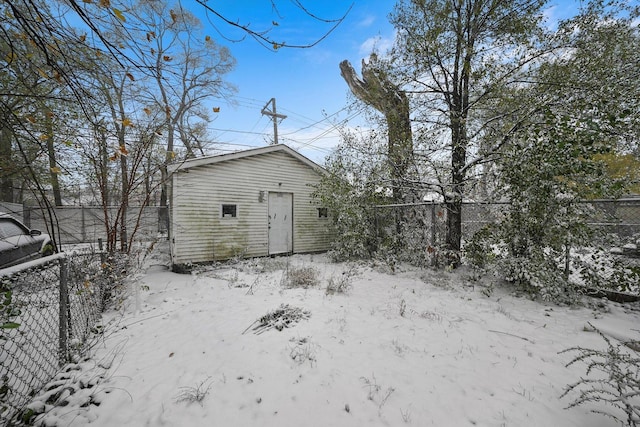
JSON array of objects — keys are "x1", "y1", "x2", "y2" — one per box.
[{"x1": 168, "y1": 144, "x2": 327, "y2": 175}]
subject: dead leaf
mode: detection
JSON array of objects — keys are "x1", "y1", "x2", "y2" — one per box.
[{"x1": 113, "y1": 7, "x2": 125, "y2": 22}]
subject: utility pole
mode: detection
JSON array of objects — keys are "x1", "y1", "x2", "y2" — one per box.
[{"x1": 261, "y1": 98, "x2": 287, "y2": 145}]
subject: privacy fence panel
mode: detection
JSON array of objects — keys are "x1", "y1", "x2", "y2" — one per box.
[
  {"x1": 24, "y1": 206, "x2": 167, "y2": 245},
  {"x1": 0, "y1": 203, "x2": 23, "y2": 223},
  {"x1": 0, "y1": 252, "x2": 115, "y2": 426}
]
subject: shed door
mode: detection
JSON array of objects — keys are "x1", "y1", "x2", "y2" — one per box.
[{"x1": 268, "y1": 192, "x2": 293, "y2": 255}]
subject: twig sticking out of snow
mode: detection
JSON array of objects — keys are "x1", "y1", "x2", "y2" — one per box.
[{"x1": 488, "y1": 329, "x2": 534, "y2": 343}]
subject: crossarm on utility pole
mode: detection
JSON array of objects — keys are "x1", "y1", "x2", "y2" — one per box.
[{"x1": 261, "y1": 98, "x2": 287, "y2": 145}]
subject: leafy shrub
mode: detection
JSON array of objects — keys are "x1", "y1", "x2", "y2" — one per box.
[
  {"x1": 499, "y1": 250, "x2": 580, "y2": 303},
  {"x1": 574, "y1": 247, "x2": 640, "y2": 294},
  {"x1": 463, "y1": 225, "x2": 498, "y2": 270},
  {"x1": 464, "y1": 223, "x2": 580, "y2": 303},
  {"x1": 311, "y1": 137, "x2": 388, "y2": 262}
]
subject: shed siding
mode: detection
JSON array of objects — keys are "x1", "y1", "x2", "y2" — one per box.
[{"x1": 171, "y1": 150, "x2": 331, "y2": 265}]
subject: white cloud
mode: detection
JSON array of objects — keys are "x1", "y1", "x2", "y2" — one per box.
[
  {"x1": 357, "y1": 15, "x2": 376, "y2": 28},
  {"x1": 359, "y1": 34, "x2": 394, "y2": 56},
  {"x1": 542, "y1": 5, "x2": 560, "y2": 30}
]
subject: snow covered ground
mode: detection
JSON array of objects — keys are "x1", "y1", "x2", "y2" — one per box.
[{"x1": 30, "y1": 244, "x2": 640, "y2": 427}]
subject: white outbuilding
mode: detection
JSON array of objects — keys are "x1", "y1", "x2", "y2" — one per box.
[{"x1": 168, "y1": 144, "x2": 332, "y2": 270}]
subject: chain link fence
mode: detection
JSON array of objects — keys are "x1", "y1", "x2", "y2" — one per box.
[
  {"x1": 373, "y1": 201, "x2": 507, "y2": 264},
  {"x1": 0, "y1": 251, "x2": 127, "y2": 426},
  {"x1": 374, "y1": 198, "x2": 640, "y2": 292}
]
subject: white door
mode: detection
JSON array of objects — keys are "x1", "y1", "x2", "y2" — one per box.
[{"x1": 268, "y1": 192, "x2": 293, "y2": 255}]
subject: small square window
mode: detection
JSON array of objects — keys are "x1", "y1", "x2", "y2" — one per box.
[
  {"x1": 222, "y1": 204, "x2": 237, "y2": 218},
  {"x1": 318, "y1": 207, "x2": 328, "y2": 218}
]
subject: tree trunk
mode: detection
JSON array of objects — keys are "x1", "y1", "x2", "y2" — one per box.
[
  {"x1": 45, "y1": 107, "x2": 62, "y2": 206},
  {"x1": 0, "y1": 117, "x2": 14, "y2": 202},
  {"x1": 340, "y1": 56, "x2": 413, "y2": 203},
  {"x1": 98, "y1": 128, "x2": 109, "y2": 207},
  {"x1": 119, "y1": 147, "x2": 128, "y2": 253}
]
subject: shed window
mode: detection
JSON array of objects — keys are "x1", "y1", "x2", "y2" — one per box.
[
  {"x1": 317, "y1": 207, "x2": 328, "y2": 218},
  {"x1": 221, "y1": 204, "x2": 237, "y2": 218}
]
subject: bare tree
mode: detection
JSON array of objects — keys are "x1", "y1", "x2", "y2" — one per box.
[
  {"x1": 2, "y1": 0, "x2": 348, "y2": 245},
  {"x1": 120, "y1": 1, "x2": 236, "y2": 213}
]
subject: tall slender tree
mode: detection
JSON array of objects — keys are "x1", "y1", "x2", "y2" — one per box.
[{"x1": 390, "y1": 0, "x2": 548, "y2": 257}]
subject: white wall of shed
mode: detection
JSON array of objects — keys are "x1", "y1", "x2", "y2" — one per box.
[{"x1": 170, "y1": 151, "x2": 332, "y2": 264}]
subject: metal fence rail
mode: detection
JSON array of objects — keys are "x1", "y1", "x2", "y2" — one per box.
[
  {"x1": 0, "y1": 251, "x2": 123, "y2": 426},
  {"x1": 374, "y1": 198, "x2": 640, "y2": 290},
  {"x1": 375, "y1": 198, "x2": 640, "y2": 248}
]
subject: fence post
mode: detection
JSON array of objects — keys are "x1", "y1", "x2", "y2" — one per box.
[
  {"x1": 98, "y1": 238, "x2": 106, "y2": 266},
  {"x1": 58, "y1": 257, "x2": 69, "y2": 366},
  {"x1": 564, "y1": 241, "x2": 571, "y2": 280},
  {"x1": 430, "y1": 203, "x2": 436, "y2": 248},
  {"x1": 81, "y1": 205, "x2": 87, "y2": 242}
]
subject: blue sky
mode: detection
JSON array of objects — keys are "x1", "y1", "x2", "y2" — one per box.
[{"x1": 187, "y1": 0, "x2": 583, "y2": 164}]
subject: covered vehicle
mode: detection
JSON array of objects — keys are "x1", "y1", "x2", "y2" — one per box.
[{"x1": 0, "y1": 212, "x2": 54, "y2": 269}]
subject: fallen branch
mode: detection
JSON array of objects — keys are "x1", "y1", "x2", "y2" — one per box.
[
  {"x1": 242, "y1": 304, "x2": 311, "y2": 335},
  {"x1": 241, "y1": 320, "x2": 259, "y2": 335}
]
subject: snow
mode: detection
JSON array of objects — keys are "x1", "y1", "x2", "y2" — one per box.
[{"x1": 29, "y1": 244, "x2": 640, "y2": 427}]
